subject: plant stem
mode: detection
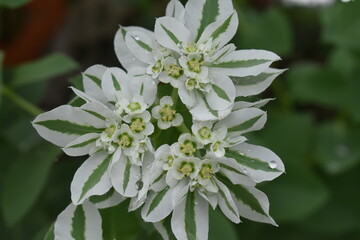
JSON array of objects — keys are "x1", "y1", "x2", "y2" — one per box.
[
  {"x1": 171, "y1": 87, "x2": 179, "y2": 107},
  {"x1": 2, "y1": 86, "x2": 43, "y2": 116},
  {"x1": 177, "y1": 123, "x2": 190, "y2": 133}
]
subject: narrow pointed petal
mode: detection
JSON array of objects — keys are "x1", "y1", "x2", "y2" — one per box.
[
  {"x1": 215, "y1": 178, "x2": 240, "y2": 223},
  {"x1": 125, "y1": 30, "x2": 156, "y2": 64},
  {"x1": 154, "y1": 217, "x2": 176, "y2": 240},
  {"x1": 129, "y1": 74, "x2": 157, "y2": 105},
  {"x1": 154, "y1": 17, "x2": 192, "y2": 53},
  {"x1": 206, "y1": 73, "x2": 235, "y2": 111},
  {"x1": 166, "y1": 0, "x2": 185, "y2": 23},
  {"x1": 217, "y1": 157, "x2": 256, "y2": 187},
  {"x1": 111, "y1": 154, "x2": 141, "y2": 198},
  {"x1": 102, "y1": 67, "x2": 131, "y2": 102},
  {"x1": 71, "y1": 151, "x2": 112, "y2": 204},
  {"x1": 210, "y1": 50, "x2": 281, "y2": 77},
  {"x1": 63, "y1": 133, "x2": 99, "y2": 156},
  {"x1": 226, "y1": 143, "x2": 285, "y2": 183},
  {"x1": 82, "y1": 65, "x2": 108, "y2": 103},
  {"x1": 32, "y1": 105, "x2": 105, "y2": 147},
  {"x1": 233, "y1": 98, "x2": 273, "y2": 110},
  {"x1": 89, "y1": 188, "x2": 125, "y2": 209},
  {"x1": 171, "y1": 191, "x2": 209, "y2": 240},
  {"x1": 231, "y1": 68, "x2": 286, "y2": 97},
  {"x1": 54, "y1": 201, "x2": 102, "y2": 240}
]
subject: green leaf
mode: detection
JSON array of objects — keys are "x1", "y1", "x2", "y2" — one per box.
[
  {"x1": 10, "y1": 53, "x2": 78, "y2": 87},
  {"x1": 43, "y1": 224, "x2": 55, "y2": 240},
  {"x1": 79, "y1": 155, "x2": 112, "y2": 201},
  {"x1": 34, "y1": 119, "x2": 104, "y2": 135},
  {"x1": 0, "y1": 51, "x2": 4, "y2": 108},
  {"x1": 209, "y1": 209, "x2": 237, "y2": 240},
  {"x1": 0, "y1": 142, "x2": 61, "y2": 227},
  {"x1": 212, "y1": 84, "x2": 231, "y2": 102},
  {"x1": 0, "y1": 0, "x2": 31, "y2": 8},
  {"x1": 195, "y1": 0, "x2": 220, "y2": 42},
  {"x1": 238, "y1": 8, "x2": 293, "y2": 56},
  {"x1": 209, "y1": 59, "x2": 270, "y2": 68},
  {"x1": 71, "y1": 205, "x2": 86, "y2": 240},
  {"x1": 225, "y1": 149, "x2": 281, "y2": 173}
]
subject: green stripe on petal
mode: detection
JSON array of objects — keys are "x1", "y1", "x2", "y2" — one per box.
[
  {"x1": 231, "y1": 72, "x2": 274, "y2": 86},
  {"x1": 229, "y1": 185, "x2": 266, "y2": 216},
  {"x1": 228, "y1": 115, "x2": 262, "y2": 132},
  {"x1": 83, "y1": 110, "x2": 106, "y2": 121},
  {"x1": 89, "y1": 188, "x2": 115, "y2": 204},
  {"x1": 123, "y1": 157, "x2": 131, "y2": 193},
  {"x1": 218, "y1": 187, "x2": 238, "y2": 216},
  {"x1": 71, "y1": 205, "x2": 86, "y2": 240},
  {"x1": 111, "y1": 73, "x2": 121, "y2": 91},
  {"x1": 212, "y1": 84, "x2": 231, "y2": 102},
  {"x1": 198, "y1": 91, "x2": 219, "y2": 117},
  {"x1": 161, "y1": 24, "x2": 181, "y2": 45},
  {"x1": 225, "y1": 149, "x2": 281, "y2": 173},
  {"x1": 131, "y1": 36, "x2": 153, "y2": 52},
  {"x1": 79, "y1": 155, "x2": 112, "y2": 201},
  {"x1": 67, "y1": 137, "x2": 98, "y2": 149},
  {"x1": 219, "y1": 163, "x2": 244, "y2": 176},
  {"x1": 140, "y1": 82, "x2": 144, "y2": 96},
  {"x1": 147, "y1": 187, "x2": 170, "y2": 217},
  {"x1": 210, "y1": 59, "x2": 270, "y2": 68},
  {"x1": 84, "y1": 73, "x2": 101, "y2": 87},
  {"x1": 195, "y1": 0, "x2": 220, "y2": 42},
  {"x1": 210, "y1": 13, "x2": 233, "y2": 40},
  {"x1": 35, "y1": 120, "x2": 104, "y2": 135},
  {"x1": 185, "y1": 192, "x2": 196, "y2": 240}
]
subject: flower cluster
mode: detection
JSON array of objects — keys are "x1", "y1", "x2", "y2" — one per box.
[{"x1": 33, "y1": 0, "x2": 285, "y2": 239}]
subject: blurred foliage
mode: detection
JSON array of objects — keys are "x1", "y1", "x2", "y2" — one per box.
[{"x1": 0, "y1": 0, "x2": 360, "y2": 239}]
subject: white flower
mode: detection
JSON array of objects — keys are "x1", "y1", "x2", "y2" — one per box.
[
  {"x1": 171, "y1": 133, "x2": 203, "y2": 157},
  {"x1": 191, "y1": 121, "x2": 216, "y2": 145},
  {"x1": 151, "y1": 96, "x2": 183, "y2": 129},
  {"x1": 167, "y1": 157, "x2": 201, "y2": 183},
  {"x1": 113, "y1": 124, "x2": 140, "y2": 158},
  {"x1": 123, "y1": 111, "x2": 154, "y2": 138}
]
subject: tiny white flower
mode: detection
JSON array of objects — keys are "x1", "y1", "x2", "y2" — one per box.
[
  {"x1": 113, "y1": 124, "x2": 140, "y2": 157},
  {"x1": 194, "y1": 159, "x2": 219, "y2": 193},
  {"x1": 155, "y1": 144, "x2": 176, "y2": 171},
  {"x1": 118, "y1": 95, "x2": 148, "y2": 115},
  {"x1": 168, "y1": 157, "x2": 201, "y2": 182},
  {"x1": 123, "y1": 111, "x2": 154, "y2": 138},
  {"x1": 159, "y1": 57, "x2": 186, "y2": 87},
  {"x1": 151, "y1": 96, "x2": 183, "y2": 130},
  {"x1": 171, "y1": 133, "x2": 203, "y2": 157},
  {"x1": 191, "y1": 121, "x2": 215, "y2": 145}
]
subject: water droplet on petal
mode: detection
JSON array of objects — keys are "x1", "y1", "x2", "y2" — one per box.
[
  {"x1": 194, "y1": 201, "x2": 198, "y2": 205},
  {"x1": 242, "y1": 167, "x2": 248, "y2": 174},
  {"x1": 136, "y1": 180, "x2": 143, "y2": 190},
  {"x1": 239, "y1": 152, "x2": 245, "y2": 156},
  {"x1": 268, "y1": 161, "x2": 277, "y2": 169},
  {"x1": 134, "y1": 35, "x2": 140, "y2": 40}
]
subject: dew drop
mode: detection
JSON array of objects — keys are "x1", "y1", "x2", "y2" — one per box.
[
  {"x1": 268, "y1": 161, "x2": 277, "y2": 169},
  {"x1": 136, "y1": 180, "x2": 143, "y2": 190},
  {"x1": 194, "y1": 201, "x2": 198, "y2": 205},
  {"x1": 134, "y1": 35, "x2": 140, "y2": 40},
  {"x1": 242, "y1": 167, "x2": 248, "y2": 174}
]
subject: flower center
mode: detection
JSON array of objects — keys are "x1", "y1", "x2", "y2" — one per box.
[
  {"x1": 198, "y1": 127, "x2": 212, "y2": 139},
  {"x1": 105, "y1": 124, "x2": 116, "y2": 138},
  {"x1": 159, "y1": 105, "x2": 176, "y2": 122},
  {"x1": 179, "y1": 162, "x2": 195, "y2": 177},
  {"x1": 185, "y1": 43, "x2": 198, "y2": 53},
  {"x1": 128, "y1": 102, "x2": 141, "y2": 112},
  {"x1": 187, "y1": 58, "x2": 202, "y2": 73},
  {"x1": 117, "y1": 133, "x2": 133, "y2": 149},
  {"x1": 166, "y1": 64, "x2": 183, "y2": 79},
  {"x1": 186, "y1": 78, "x2": 198, "y2": 90},
  {"x1": 212, "y1": 141, "x2": 221, "y2": 152},
  {"x1": 180, "y1": 140, "x2": 197, "y2": 156},
  {"x1": 130, "y1": 118, "x2": 145, "y2": 133},
  {"x1": 152, "y1": 60, "x2": 162, "y2": 74},
  {"x1": 167, "y1": 155, "x2": 174, "y2": 167},
  {"x1": 200, "y1": 164, "x2": 214, "y2": 179}
]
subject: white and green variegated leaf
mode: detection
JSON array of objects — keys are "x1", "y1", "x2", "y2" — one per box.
[
  {"x1": 215, "y1": 178, "x2": 240, "y2": 223},
  {"x1": 198, "y1": 11, "x2": 238, "y2": 50},
  {"x1": 166, "y1": 0, "x2": 185, "y2": 23},
  {"x1": 154, "y1": 17, "x2": 191, "y2": 53},
  {"x1": 190, "y1": 90, "x2": 232, "y2": 121},
  {"x1": 129, "y1": 74, "x2": 157, "y2": 105},
  {"x1": 228, "y1": 184, "x2": 277, "y2": 226},
  {"x1": 54, "y1": 201, "x2": 102, "y2": 240},
  {"x1": 111, "y1": 154, "x2": 141, "y2": 198},
  {"x1": 185, "y1": 0, "x2": 234, "y2": 42},
  {"x1": 226, "y1": 142, "x2": 284, "y2": 183},
  {"x1": 63, "y1": 133, "x2": 99, "y2": 157},
  {"x1": 71, "y1": 151, "x2": 112, "y2": 204},
  {"x1": 141, "y1": 180, "x2": 188, "y2": 222},
  {"x1": 171, "y1": 191, "x2": 209, "y2": 240},
  {"x1": 231, "y1": 68, "x2": 286, "y2": 97},
  {"x1": 32, "y1": 105, "x2": 106, "y2": 147},
  {"x1": 114, "y1": 26, "x2": 149, "y2": 70},
  {"x1": 82, "y1": 65, "x2": 108, "y2": 104},
  {"x1": 216, "y1": 108, "x2": 266, "y2": 136},
  {"x1": 81, "y1": 102, "x2": 117, "y2": 121},
  {"x1": 125, "y1": 30, "x2": 156, "y2": 64},
  {"x1": 206, "y1": 73, "x2": 235, "y2": 110},
  {"x1": 89, "y1": 188, "x2": 125, "y2": 209},
  {"x1": 70, "y1": 87, "x2": 102, "y2": 104},
  {"x1": 101, "y1": 67, "x2": 131, "y2": 102},
  {"x1": 209, "y1": 50, "x2": 281, "y2": 77},
  {"x1": 233, "y1": 98, "x2": 273, "y2": 111},
  {"x1": 217, "y1": 157, "x2": 256, "y2": 187},
  {"x1": 154, "y1": 217, "x2": 177, "y2": 240}
]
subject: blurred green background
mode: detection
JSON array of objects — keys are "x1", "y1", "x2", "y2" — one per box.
[{"x1": 1, "y1": 0, "x2": 360, "y2": 239}]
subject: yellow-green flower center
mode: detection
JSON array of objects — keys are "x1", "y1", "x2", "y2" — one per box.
[
  {"x1": 152, "y1": 60, "x2": 162, "y2": 73},
  {"x1": 212, "y1": 141, "x2": 221, "y2": 152},
  {"x1": 130, "y1": 118, "x2": 145, "y2": 133},
  {"x1": 105, "y1": 124, "x2": 116, "y2": 138},
  {"x1": 167, "y1": 155, "x2": 174, "y2": 167},
  {"x1": 186, "y1": 78, "x2": 197, "y2": 89},
  {"x1": 198, "y1": 127, "x2": 212, "y2": 139},
  {"x1": 187, "y1": 58, "x2": 202, "y2": 73},
  {"x1": 180, "y1": 140, "x2": 197, "y2": 156},
  {"x1": 117, "y1": 133, "x2": 133, "y2": 149},
  {"x1": 200, "y1": 164, "x2": 214, "y2": 179},
  {"x1": 128, "y1": 102, "x2": 141, "y2": 112},
  {"x1": 159, "y1": 105, "x2": 176, "y2": 122},
  {"x1": 179, "y1": 162, "x2": 195, "y2": 177},
  {"x1": 166, "y1": 64, "x2": 183, "y2": 79},
  {"x1": 186, "y1": 43, "x2": 198, "y2": 53}
]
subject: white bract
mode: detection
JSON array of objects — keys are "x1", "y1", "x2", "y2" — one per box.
[{"x1": 33, "y1": 0, "x2": 286, "y2": 239}]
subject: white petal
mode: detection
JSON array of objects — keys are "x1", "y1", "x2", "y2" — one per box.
[
  {"x1": 178, "y1": 84, "x2": 196, "y2": 107},
  {"x1": 206, "y1": 73, "x2": 235, "y2": 111},
  {"x1": 32, "y1": 105, "x2": 105, "y2": 147},
  {"x1": 63, "y1": 133, "x2": 99, "y2": 157},
  {"x1": 171, "y1": 191, "x2": 209, "y2": 240},
  {"x1": 125, "y1": 30, "x2": 156, "y2": 64},
  {"x1": 54, "y1": 201, "x2": 102, "y2": 240},
  {"x1": 217, "y1": 157, "x2": 256, "y2": 187},
  {"x1": 233, "y1": 98, "x2": 274, "y2": 110},
  {"x1": 129, "y1": 74, "x2": 157, "y2": 105},
  {"x1": 102, "y1": 67, "x2": 131, "y2": 102},
  {"x1": 154, "y1": 17, "x2": 192, "y2": 53},
  {"x1": 215, "y1": 178, "x2": 240, "y2": 223},
  {"x1": 71, "y1": 151, "x2": 112, "y2": 204},
  {"x1": 166, "y1": 0, "x2": 185, "y2": 23},
  {"x1": 90, "y1": 188, "x2": 125, "y2": 209},
  {"x1": 82, "y1": 65, "x2": 108, "y2": 103}
]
